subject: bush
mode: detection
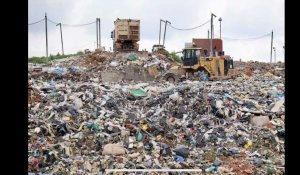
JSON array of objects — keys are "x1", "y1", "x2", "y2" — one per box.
[
  {"x1": 168, "y1": 51, "x2": 181, "y2": 63},
  {"x1": 29, "y1": 51, "x2": 82, "y2": 64},
  {"x1": 49, "y1": 54, "x2": 55, "y2": 60},
  {"x1": 76, "y1": 51, "x2": 84, "y2": 55}
]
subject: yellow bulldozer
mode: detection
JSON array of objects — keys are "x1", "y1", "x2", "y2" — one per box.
[{"x1": 162, "y1": 46, "x2": 236, "y2": 82}]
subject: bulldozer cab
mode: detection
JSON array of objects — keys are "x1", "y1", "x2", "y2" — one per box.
[
  {"x1": 182, "y1": 48, "x2": 201, "y2": 66},
  {"x1": 223, "y1": 56, "x2": 234, "y2": 75}
]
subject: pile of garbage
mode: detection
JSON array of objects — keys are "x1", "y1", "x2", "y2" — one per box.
[
  {"x1": 235, "y1": 61, "x2": 285, "y2": 78},
  {"x1": 29, "y1": 51, "x2": 176, "y2": 83},
  {"x1": 28, "y1": 54, "x2": 284, "y2": 174}
]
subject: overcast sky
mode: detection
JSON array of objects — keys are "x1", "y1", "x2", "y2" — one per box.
[{"x1": 29, "y1": 0, "x2": 284, "y2": 62}]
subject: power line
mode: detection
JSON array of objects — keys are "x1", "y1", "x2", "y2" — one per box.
[
  {"x1": 62, "y1": 21, "x2": 96, "y2": 27},
  {"x1": 168, "y1": 20, "x2": 210, "y2": 31},
  {"x1": 28, "y1": 18, "x2": 45, "y2": 25},
  {"x1": 47, "y1": 18, "x2": 96, "y2": 27},
  {"x1": 47, "y1": 18, "x2": 58, "y2": 25},
  {"x1": 215, "y1": 32, "x2": 272, "y2": 41}
]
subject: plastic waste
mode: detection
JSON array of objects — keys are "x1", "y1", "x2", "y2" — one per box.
[
  {"x1": 174, "y1": 155, "x2": 184, "y2": 163},
  {"x1": 201, "y1": 71, "x2": 208, "y2": 81},
  {"x1": 174, "y1": 145, "x2": 190, "y2": 158},
  {"x1": 131, "y1": 88, "x2": 148, "y2": 97},
  {"x1": 127, "y1": 53, "x2": 138, "y2": 61},
  {"x1": 48, "y1": 92, "x2": 59, "y2": 98},
  {"x1": 110, "y1": 61, "x2": 119, "y2": 67},
  {"x1": 103, "y1": 95, "x2": 110, "y2": 101},
  {"x1": 53, "y1": 67, "x2": 64, "y2": 74},
  {"x1": 253, "y1": 158, "x2": 264, "y2": 166},
  {"x1": 205, "y1": 166, "x2": 217, "y2": 172},
  {"x1": 144, "y1": 142, "x2": 153, "y2": 151},
  {"x1": 141, "y1": 124, "x2": 148, "y2": 130},
  {"x1": 48, "y1": 82, "x2": 56, "y2": 87},
  {"x1": 86, "y1": 123, "x2": 100, "y2": 132},
  {"x1": 137, "y1": 131, "x2": 143, "y2": 141},
  {"x1": 73, "y1": 98, "x2": 83, "y2": 109},
  {"x1": 169, "y1": 92, "x2": 179, "y2": 101},
  {"x1": 160, "y1": 145, "x2": 171, "y2": 155},
  {"x1": 69, "y1": 66, "x2": 79, "y2": 74},
  {"x1": 33, "y1": 150, "x2": 40, "y2": 157},
  {"x1": 244, "y1": 140, "x2": 253, "y2": 149},
  {"x1": 213, "y1": 160, "x2": 222, "y2": 166}
]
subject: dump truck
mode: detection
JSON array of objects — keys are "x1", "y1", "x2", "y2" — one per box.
[
  {"x1": 162, "y1": 45, "x2": 236, "y2": 82},
  {"x1": 111, "y1": 18, "x2": 140, "y2": 52}
]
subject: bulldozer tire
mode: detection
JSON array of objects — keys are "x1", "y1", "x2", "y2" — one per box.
[
  {"x1": 166, "y1": 76, "x2": 175, "y2": 83},
  {"x1": 163, "y1": 73, "x2": 178, "y2": 83}
]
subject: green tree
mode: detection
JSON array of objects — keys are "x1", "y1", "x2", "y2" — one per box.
[{"x1": 168, "y1": 51, "x2": 181, "y2": 63}]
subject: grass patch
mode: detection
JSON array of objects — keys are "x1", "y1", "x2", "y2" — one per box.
[
  {"x1": 29, "y1": 51, "x2": 84, "y2": 64},
  {"x1": 28, "y1": 56, "x2": 48, "y2": 64}
]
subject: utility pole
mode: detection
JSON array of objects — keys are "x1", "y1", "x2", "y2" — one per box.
[
  {"x1": 212, "y1": 25, "x2": 214, "y2": 39},
  {"x1": 45, "y1": 13, "x2": 48, "y2": 58},
  {"x1": 96, "y1": 18, "x2": 98, "y2": 49},
  {"x1": 159, "y1": 19, "x2": 165, "y2": 46},
  {"x1": 218, "y1": 17, "x2": 222, "y2": 39},
  {"x1": 163, "y1": 20, "x2": 171, "y2": 47},
  {"x1": 210, "y1": 13, "x2": 216, "y2": 56},
  {"x1": 270, "y1": 30, "x2": 273, "y2": 63},
  {"x1": 208, "y1": 30, "x2": 209, "y2": 39},
  {"x1": 56, "y1": 23, "x2": 64, "y2": 55},
  {"x1": 98, "y1": 18, "x2": 101, "y2": 48}
]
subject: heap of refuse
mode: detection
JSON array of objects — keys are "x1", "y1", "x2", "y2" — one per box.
[
  {"x1": 28, "y1": 54, "x2": 285, "y2": 174},
  {"x1": 234, "y1": 61, "x2": 285, "y2": 78},
  {"x1": 29, "y1": 51, "x2": 177, "y2": 83}
]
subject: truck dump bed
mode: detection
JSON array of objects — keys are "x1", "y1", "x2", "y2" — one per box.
[{"x1": 112, "y1": 19, "x2": 140, "y2": 51}]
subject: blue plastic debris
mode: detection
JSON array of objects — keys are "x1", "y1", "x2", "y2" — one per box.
[
  {"x1": 205, "y1": 166, "x2": 217, "y2": 172},
  {"x1": 103, "y1": 95, "x2": 110, "y2": 101},
  {"x1": 189, "y1": 136, "x2": 196, "y2": 145},
  {"x1": 174, "y1": 155, "x2": 184, "y2": 163},
  {"x1": 48, "y1": 82, "x2": 56, "y2": 87},
  {"x1": 53, "y1": 67, "x2": 64, "y2": 74},
  {"x1": 137, "y1": 131, "x2": 143, "y2": 141},
  {"x1": 201, "y1": 71, "x2": 208, "y2": 81},
  {"x1": 275, "y1": 93, "x2": 284, "y2": 99}
]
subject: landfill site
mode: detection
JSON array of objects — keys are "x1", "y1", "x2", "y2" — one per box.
[{"x1": 28, "y1": 18, "x2": 285, "y2": 175}]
